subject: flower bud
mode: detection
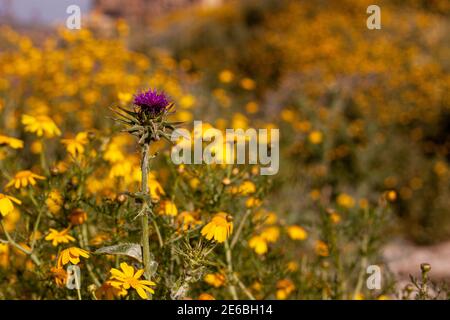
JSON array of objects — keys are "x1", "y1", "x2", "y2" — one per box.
[
  {"x1": 116, "y1": 193, "x2": 127, "y2": 204},
  {"x1": 69, "y1": 208, "x2": 88, "y2": 225},
  {"x1": 420, "y1": 263, "x2": 431, "y2": 273}
]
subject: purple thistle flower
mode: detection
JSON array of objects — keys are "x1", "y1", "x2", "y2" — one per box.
[{"x1": 133, "y1": 89, "x2": 170, "y2": 115}]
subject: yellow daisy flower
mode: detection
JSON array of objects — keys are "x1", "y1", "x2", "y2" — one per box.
[
  {"x1": 0, "y1": 135, "x2": 24, "y2": 149},
  {"x1": 0, "y1": 193, "x2": 21, "y2": 217},
  {"x1": 201, "y1": 212, "x2": 233, "y2": 243},
  {"x1": 45, "y1": 228, "x2": 76, "y2": 247},
  {"x1": 6, "y1": 170, "x2": 45, "y2": 189},
  {"x1": 109, "y1": 262, "x2": 156, "y2": 299},
  {"x1": 22, "y1": 114, "x2": 61, "y2": 138},
  {"x1": 57, "y1": 247, "x2": 90, "y2": 267}
]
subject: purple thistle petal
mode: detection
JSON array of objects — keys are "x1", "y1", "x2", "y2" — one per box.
[{"x1": 133, "y1": 89, "x2": 170, "y2": 115}]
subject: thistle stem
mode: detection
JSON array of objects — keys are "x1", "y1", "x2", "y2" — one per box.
[{"x1": 140, "y1": 143, "x2": 152, "y2": 282}]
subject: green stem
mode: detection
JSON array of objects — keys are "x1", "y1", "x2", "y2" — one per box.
[
  {"x1": 39, "y1": 138, "x2": 48, "y2": 174},
  {"x1": 225, "y1": 240, "x2": 238, "y2": 300},
  {"x1": 230, "y1": 209, "x2": 251, "y2": 249},
  {"x1": 352, "y1": 236, "x2": 369, "y2": 299},
  {"x1": 152, "y1": 218, "x2": 164, "y2": 248},
  {"x1": 29, "y1": 191, "x2": 43, "y2": 251},
  {"x1": 74, "y1": 270, "x2": 82, "y2": 300},
  {"x1": 1, "y1": 221, "x2": 41, "y2": 266},
  {"x1": 233, "y1": 273, "x2": 255, "y2": 300}
]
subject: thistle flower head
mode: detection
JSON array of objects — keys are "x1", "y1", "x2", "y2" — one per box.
[
  {"x1": 112, "y1": 88, "x2": 179, "y2": 145},
  {"x1": 133, "y1": 89, "x2": 170, "y2": 116}
]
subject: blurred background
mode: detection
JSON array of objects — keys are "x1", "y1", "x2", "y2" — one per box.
[{"x1": 1, "y1": 0, "x2": 449, "y2": 282}]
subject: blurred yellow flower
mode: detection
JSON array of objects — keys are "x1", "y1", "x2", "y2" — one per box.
[
  {"x1": 46, "y1": 190, "x2": 63, "y2": 214},
  {"x1": 149, "y1": 176, "x2": 166, "y2": 201},
  {"x1": 158, "y1": 200, "x2": 178, "y2": 216},
  {"x1": 385, "y1": 190, "x2": 397, "y2": 202},
  {"x1": 118, "y1": 92, "x2": 133, "y2": 104},
  {"x1": 315, "y1": 240, "x2": 329, "y2": 257},
  {"x1": 109, "y1": 262, "x2": 156, "y2": 299},
  {"x1": 287, "y1": 261, "x2": 299, "y2": 272},
  {"x1": 308, "y1": 130, "x2": 323, "y2": 144},
  {"x1": 189, "y1": 178, "x2": 200, "y2": 189},
  {"x1": 57, "y1": 247, "x2": 90, "y2": 267},
  {"x1": 61, "y1": 132, "x2": 89, "y2": 158},
  {"x1": 201, "y1": 212, "x2": 233, "y2": 243},
  {"x1": 30, "y1": 141, "x2": 42, "y2": 154},
  {"x1": 249, "y1": 235, "x2": 268, "y2": 255},
  {"x1": 245, "y1": 101, "x2": 259, "y2": 114},
  {"x1": 281, "y1": 109, "x2": 296, "y2": 122},
  {"x1": 204, "y1": 273, "x2": 225, "y2": 288},
  {"x1": 238, "y1": 180, "x2": 256, "y2": 195},
  {"x1": 218, "y1": 70, "x2": 234, "y2": 83},
  {"x1": 287, "y1": 225, "x2": 308, "y2": 241},
  {"x1": 198, "y1": 293, "x2": 215, "y2": 300},
  {"x1": 434, "y1": 161, "x2": 448, "y2": 176},
  {"x1": 45, "y1": 228, "x2": 75, "y2": 247},
  {"x1": 310, "y1": 189, "x2": 321, "y2": 201},
  {"x1": 245, "y1": 197, "x2": 262, "y2": 208},
  {"x1": 337, "y1": 193, "x2": 355, "y2": 208},
  {"x1": 240, "y1": 77, "x2": 256, "y2": 90},
  {"x1": 353, "y1": 293, "x2": 364, "y2": 300},
  {"x1": 276, "y1": 279, "x2": 295, "y2": 300},
  {"x1": 180, "y1": 94, "x2": 195, "y2": 108},
  {"x1": 104, "y1": 143, "x2": 125, "y2": 163},
  {"x1": 6, "y1": 170, "x2": 45, "y2": 189},
  {"x1": 260, "y1": 226, "x2": 280, "y2": 243},
  {"x1": 176, "y1": 211, "x2": 201, "y2": 232},
  {"x1": 0, "y1": 135, "x2": 24, "y2": 149},
  {"x1": 329, "y1": 211, "x2": 341, "y2": 224},
  {"x1": 3, "y1": 208, "x2": 20, "y2": 232},
  {"x1": 0, "y1": 193, "x2": 21, "y2": 217},
  {"x1": 22, "y1": 114, "x2": 61, "y2": 138}
]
